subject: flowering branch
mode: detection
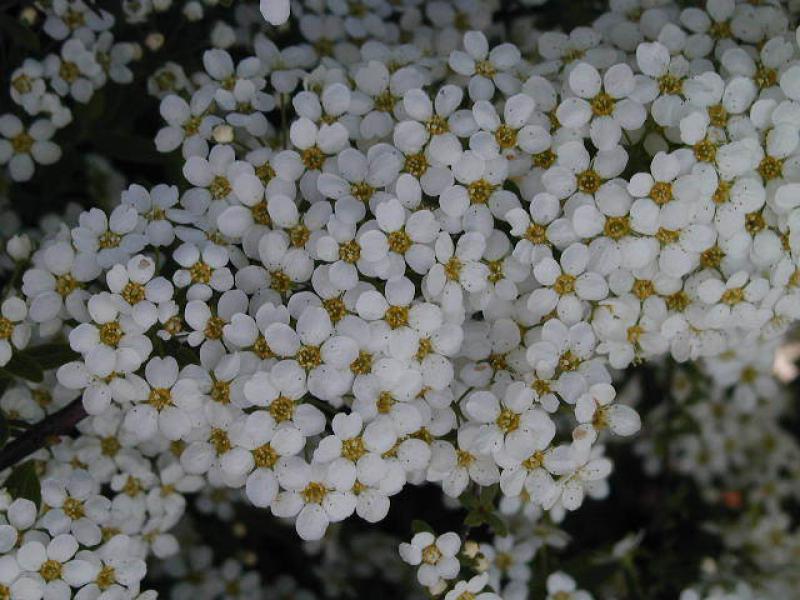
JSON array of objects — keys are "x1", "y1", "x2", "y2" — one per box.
[{"x1": 0, "y1": 398, "x2": 86, "y2": 473}]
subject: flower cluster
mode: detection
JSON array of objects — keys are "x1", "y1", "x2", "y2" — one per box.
[{"x1": 0, "y1": 0, "x2": 800, "y2": 598}]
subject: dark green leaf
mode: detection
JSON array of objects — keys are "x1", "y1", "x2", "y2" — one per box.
[
  {"x1": 0, "y1": 352, "x2": 44, "y2": 383},
  {"x1": 459, "y1": 490, "x2": 478, "y2": 509},
  {"x1": 20, "y1": 344, "x2": 79, "y2": 371},
  {"x1": 487, "y1": 514, "x2": 508, "y2": 537},
  {"x1": 479, "y1": 484, "x2": 498, "y2": 506},
  {"x1": 464, "y1": 511, "x2": 485, "y2": 528},
  {"x1": 411, "y1": 520, "x2": 434, "y2": 535},
  {"x1": 5, "y1": 461, "x2": 41, "y2": 510}
]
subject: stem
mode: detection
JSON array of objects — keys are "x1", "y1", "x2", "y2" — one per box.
[{"x1": 0, "y1": 399, "x2": 87, "y2": 473}]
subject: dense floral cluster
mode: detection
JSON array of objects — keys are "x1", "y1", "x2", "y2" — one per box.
[{"x1": 1, "y1": 0, "x2": 800, "y2": 598}]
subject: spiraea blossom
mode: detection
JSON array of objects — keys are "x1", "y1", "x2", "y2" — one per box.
[{"x1": 1, "y1": 0, "x2": 800, "y2": 598}]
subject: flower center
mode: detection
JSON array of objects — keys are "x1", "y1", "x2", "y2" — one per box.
[
  {"x1": 0, "y1": 318, "x2": 14, "y2": 340},
  {"x1": 474, "y1": 60, "x2": 496, "y2": 77},
  {"x1": 388, "y1": 228, "x2": 412, "y2": 254},
  {"x1": 444, "y1": 256, "x2": 462, "y2": 281},
  {"x1": 350, "y1": 350, "x2": 373, "y2": 375},
  {"x1": 98, "y1": 231, "x2": 121, "y2": 249},
  {"x1": 11, "y1": 132, "x2": 33, "y2": 154},
  {"x1": 297, "y1": 344, "x2": 322, "y2": 370},
  {"x1": 590, "y1": 92, "x2": 615, "y2": 116},
  {"x1": 210, "y1": 428, "x2": 231, "y2": 454},
  {"x1": 301, "y1": 146, "x2": 325, "y2": 170},
  {"x1": 55, "y1": 273, "x2": 80, "y2": 297},
  {"x1": 96, "y1": 566, "x2": 116, "y2": 590},
  {"x1": 693, "y1": 139, "x2": 717, "y2": 163},
  {"x1": 758, "y1": 155, "x2": 783, "y2": 181},
  {"x1": 148, "y1": 387, "x2": 172, "y2": 411},
  {"x1": 252, "y1": 443, "x2": 279, "y2": 468},
  {"x1": 121, "y1": 281, "x2": 146, "y2": 305},
  {"x1": 721, "y1": 287, "x2": 744, "y2": 305},
  {"x1": 63, "y1": 496, "x2": 85, "y2": 519},
  {"x1": 421, "y1": 544, "x2": 442, "y2": 565},
  {"x1": 204, "y1": 316, "x2": 225, "y2": 340},
  {"x1": 270, "y1": 269, "x2": 292, "y2": 294},
  {"x1": 425, "y1": 115, "x2": 449, "y2": 135},
  {"x1": 322, "y1": 297, "x2": 347, "y2": 323},
  {"x1": 384, "y1": 305, "x2": 409, "y2": 329},
  {"x1": 350, "y1": 181, "x2": 374, "y2": 203},
  {"x1": 99, "y1": 322, "x2": 123, "y2": 347},
  {"x1": 269, "y1": 395, "x2": 295, "y2": 422},
  {"x1": 649, "y1": 181, "x2": 673, "y2": 205},
  {"x1": 553, "y1": 273, "x2": 576, "y2": 295},
  {"x1": 210, "y1": 176, "x2": 231, "y2": 200},
  {"x1": 576, "y1": 169, "x2": 602, "y2": 194},
  {"x1": 59, "y1": 61, "x2": 80, "y2": 83},
  {"x1": 495, "y1": 124, "x2": 518, "y2": 149},
  {"x1": 603, "y1": 215, "x2": 631, "y2": 240},
  {"x1": 377, "y1": 392, "x2": 395, "y2": 414},
  {"x1": 745, "y1": 211, "x2": 766, "y2": 235},
  {"x1": 339, "y1": 240, "x2": 361, "y2": 263},
  {"x1": 342, "y1": 436, "x2": 367, "y2": 461},
  {"x1": 290, "y1": 224, "x2": 310, "y2": 247},
  {"x1": 468, "y1": 178, "x2": 495, "y2": 204},
  {"x1": 190, "y1": 261, "x2": 212, "y2": 284},
  {"x1": 39, "y1": 560, "x2": 63, "y2": 583},
  {"x1": 302, "y1": 481, "x2": 328, "y2": 504},
  {"x1": 404, "y1": 152, "x2": 428, "y2": 177},
  {"x1": 658, "y1": 73, "x2": 683, "y2": 96},
  {"x1": 496, "y1": 407, "x2": 520, "y2": 433}
]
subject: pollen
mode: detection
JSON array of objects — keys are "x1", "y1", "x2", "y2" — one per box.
[
  {"x1": 494, "y1": 124, "x2": 518, "y2": 149},
  {"x1": 148, "y1": 387, "x2": 172, "y2": 410},
  {"x1": 269, "y1": 395, "x2": 295, "y2": 423},
  {"x1": 590, "y1": 92, "x2": 615, "y2": 117},
  {"x1": 385, "y1": 305, "x2": 409, "y2": 329},
  {"x1": 339, "y1": 240, "x2": 362, "y2": 264},
  {"x1": 649, "y1": 181, "x2": 673, "y2": 205},
  {"x1": 99, "y1": 321, "x2": 123, "y2": 347},
  {"x1": 404, "y1": 152, "x2": 429, "y2": 177},
  {"x1": 388, "y1": 228, "x2": 413, "y2": 254},
  {"x1": 468, "y1": 178, "x2": 495, "y2": 204},
  {"x1": 301, "y1": 146, "x2": 325, "y2": 170},
  {"x1": 296, "y1": 345, "x2": 322, "y2": 370},
  {"x1": 576, "y1": 169, "x2": 602, "y2": 194}
]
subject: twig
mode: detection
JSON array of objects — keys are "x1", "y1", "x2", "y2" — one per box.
[{"x1": 0, "y1": 399, "x2": 87, "y2": 473}]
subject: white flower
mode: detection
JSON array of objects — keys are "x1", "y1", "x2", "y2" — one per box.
[
  {"x1": 449, "y1": 31, "x2": 521, "y2": 100},
  {"x1": 546, "y1": 571, "x2": 593, "y2": 600},
  {"x1": 444, "y1": 573, "x2": 500, "y2": 600},
  {"x1": 40, "y1": 470, "x2": 110, "y2": 546},
  {"x1": 399, "y1": 531, "x2": 461, "y2": 588},
  {"x1": 0, "y1": 114, "x2": 61, "y2": 181},
  {"x1": 0, "y1": 297, "x2": 30, "y2": 367},
  {"x1": 560, "y1": 62, "x2": 645, "y2": 150},
  {"x1": 273, "y1": 457, "x2": 356, "y2": 541}
]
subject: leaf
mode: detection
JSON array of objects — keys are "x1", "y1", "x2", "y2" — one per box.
[
  {"x1": 0, "y1": 352, "x2": 44, "y2": 383},
  {"x1": 20, "y1": 344, "x2": 79, "y2": 371},
  {"x1": 411, "y1": 519, "x2": 434, "y2": 535},
  {"x1": 480, "y1": 484, "x2": 498, "y2": 506},
  {"x1": 4, "y1": 461, "x2": 41, "y2": 510},
  {"x1": 459, "y1": 490, "x2": 478, "y2": 509},
  {"x1": 487, "y1": 513, "x2": 509, "y2": 537},
  {"x1": 464, "y1": 511, "x2": 485, "y2": 528}
]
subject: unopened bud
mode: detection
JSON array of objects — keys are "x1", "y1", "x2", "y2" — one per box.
[
  {"x1": 7, "y1": 234, "x2": 31, "y2": 261},
  {"x1": 213, "y1": 124, "x2": 234, "y2": 144},
  {"x1": 462, "y1": 540, "x2": 480, "y2": 558},
  {"x1": 145, "y1": 33, "x2": 164, "y2": 52},
  {"x1": 19, "y1": 7, "x2": 37, "y2": 26}
]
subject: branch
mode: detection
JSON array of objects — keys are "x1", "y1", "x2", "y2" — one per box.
[{"x1": 0, "y1": 399, "x2": 87, "y2": 473}]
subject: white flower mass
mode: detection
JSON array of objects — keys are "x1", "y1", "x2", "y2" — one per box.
[{"x1": 0, "y1": 0, "x2": 800, "y2": 598}]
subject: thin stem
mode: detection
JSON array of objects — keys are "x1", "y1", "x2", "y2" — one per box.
[{"x1": 0, "y1": 399, "x2": 87, "y2": 473}]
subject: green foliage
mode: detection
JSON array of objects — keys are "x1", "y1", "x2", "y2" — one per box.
[{"x1": 4, "y1": 461, "x2": 41, "y2": 510}]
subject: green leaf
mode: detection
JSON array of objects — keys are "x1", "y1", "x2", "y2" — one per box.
[
  {"x1": 0, "y1": 352, "x2": 44, "y2": 383},
  {"x1": 4, "y1": 461, "x2": 41, "y2": 510},
  {"x1": 20, "y1": 344, "x2": 79, "y2": 371},
  {"x1": 464, "y1": 511, "x2": 485, "y2": 528},
  {"x1": 479, "y1": 484, "x2": 498, "y2": 506},
  {"x1": 487, "y1": 513, "x2": 509, "y2": 537},
  {"x1": 459, "y1": 490, "x2": 478, "y2": 509},
  {"x1": 411, "y1": 519, "x2": 434, "y2": 535}
]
